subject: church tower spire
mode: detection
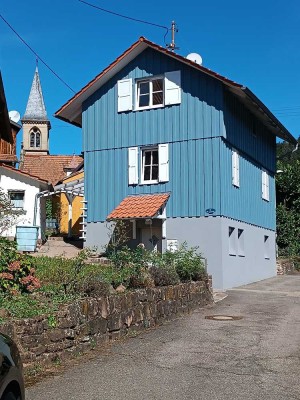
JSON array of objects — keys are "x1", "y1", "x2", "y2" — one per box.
[{"x1": 21, "y1": 67, "x2": 51, "y2": 155}]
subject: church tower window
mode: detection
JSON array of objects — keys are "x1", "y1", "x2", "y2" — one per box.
[{"x1": 30, "y1": 127, "x2": 41, "y2": 148}]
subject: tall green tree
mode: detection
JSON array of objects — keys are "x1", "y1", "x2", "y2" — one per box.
[{"x1": 276, "y1": 137, "x2": 300, "y2": 256}]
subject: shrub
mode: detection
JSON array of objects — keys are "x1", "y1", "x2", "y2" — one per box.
[
  {"x1": 0, "y1": 238, "x2": 40, "y2": 295},
  {"x1": 172, "y1": 243, "x2": 205, "y2": 282},
  {"x1": 149, "y1": 265, "x2": 180, "y2": 286},
  {"x1": 106, "y1": 246, "x2": 154, "y2": 288},
  {"x1": 33, "y1": 250, "x2": 91, "y2": 295}
]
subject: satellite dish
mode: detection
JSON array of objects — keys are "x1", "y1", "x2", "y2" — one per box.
[
  {"x1": 9, "y1": 110, "x2": 21, "y2": 123},
  {"x1": 186, "y1": 53, "x2": 203, "y2": 65}
]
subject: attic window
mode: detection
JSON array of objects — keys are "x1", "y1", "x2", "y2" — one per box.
[
  {"x1": 117, "y1": 71, "x2": 181, "y2": 113},
  {"x1": 30, "y1": 127, "x2": 41, "y2": 148},
  {"x1": 137, "y1": 77, "x2": 164, "y2": 109}
]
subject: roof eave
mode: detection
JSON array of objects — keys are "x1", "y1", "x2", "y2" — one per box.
[
  {"x1": 55, "y1": 37, "x2": 296, "y2": 144},
  {"x1": 54, "y1": 38, "x2": 149, "y2": 127},
  {"x1": 240, "y1": 87, "x2": 297, "y2": 145}
]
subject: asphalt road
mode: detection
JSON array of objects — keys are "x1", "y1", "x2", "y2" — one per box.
[{"x1": 26, "y1": 276, "x2": 300, "y2": 400}]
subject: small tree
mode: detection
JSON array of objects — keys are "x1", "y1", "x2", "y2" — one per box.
[{"x1": 0, "y1": 188, "x2": 25, "y2": 235}]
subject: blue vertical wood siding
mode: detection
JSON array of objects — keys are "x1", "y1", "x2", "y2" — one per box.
[
  {"x1": 83, "y1": 47, "x2": 277, "y2": 230},
  {"x1": 223, "y1": 90, "x2": 276, "y2": 173},
  {"x1": 85, "y1": 137, "x2": 222, "y2": 222},
  {"x1": 220, "y1": 140, "x2": 275, "y2": 230},
  {"x1": 82, "y1": 48, "x2": 225, "y2": 152}
]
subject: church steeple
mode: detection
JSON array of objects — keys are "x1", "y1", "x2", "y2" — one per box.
[
  {"x1": 21, "y1": 67, "x2": 51, "y2": 156},
  {"x1": 23, "y1": 67, "x2": 48, "y2": 121}
]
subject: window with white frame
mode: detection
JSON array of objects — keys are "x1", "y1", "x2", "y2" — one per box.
[
  {"x1": 262, "y1": 169, "x2": 270, "y2": 201},
  {"x1": 117, "y1": 71, "x2": 181, "y2": 113},
  {"x1": 128, "y1": 144, "x2": 169, "y2": 185},
  {"x1": 9, "y1": 190, "x2": 25, "y2": 208},
  {"x1": 137, "y1": 77, "x2": 164, "y2": 109},
  {"x1": 142, "y1": 148, "x2": 159, "y2": 183},
  {"x1": 232, "y1": 149, "x2": 240, "y2": 187}
]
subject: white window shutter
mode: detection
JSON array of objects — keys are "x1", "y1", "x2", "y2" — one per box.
[
  {"x1": 128, "y1": 147, "x2": 138, "y2": 185},
  {"x1": 164, "y1": 71, "x2": 181, "y2": 106},
  {"x1": 262, "y1": 170, "x2": 269, "y2": 201},
  {"x1": 265, "y1": 172, "x2": 269, "y2": 201},
  {"x1": 118, "y1": 79, "x2": 132, "y2": 112},
  {"x1": 158, "y1": 144, "x2": 169, "y2": 182},
  {"x1": 232, "y1": 150, "x2": 239, "y2": 187}
]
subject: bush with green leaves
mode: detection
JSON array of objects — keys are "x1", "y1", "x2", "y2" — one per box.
[
  {"x1": 106, "y1": 245, "x2": 154, "y2": 288},
  {"x1": 276, "y1": 142, "x2": 300, "y2": 256},
  {"x1": 171, "y1": 243, "x2": 205, "y2": 282},
  {"x1": 107, "y1": 242, "x2": 206, "y2": 286},
  {"x1": 0, "y1": 238, "x2": 40, "y2": 295}
]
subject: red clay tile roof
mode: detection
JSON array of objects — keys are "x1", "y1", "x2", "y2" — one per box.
[
  {"x1": 21, "y1": 154, "x2": 83, "y2": 186},
  {"x1": 107, "y1": 193, "x2": 170, "y2": 220},
  {"x1": 66, "y1": 154, "x2": 79, "y2": 169},
  {"x1": 0, "y1": 163, "x2": 48, "y2": 184}
]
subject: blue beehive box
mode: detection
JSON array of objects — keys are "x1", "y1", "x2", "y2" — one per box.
[{"x1": 16, "y1": 226, "x2": 39, "y2": 252}]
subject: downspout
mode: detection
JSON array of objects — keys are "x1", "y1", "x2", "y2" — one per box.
[{"x1": 33, "y1": 192, "x2": 43, "y2": 226}]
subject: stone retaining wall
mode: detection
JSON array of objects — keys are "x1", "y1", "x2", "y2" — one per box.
[
  {"x1": 1, "y1": 280, "x2": 212, "y2": 368},
  {"x1": 277, "y1": 258, "x2": 296, "y2": 275}
]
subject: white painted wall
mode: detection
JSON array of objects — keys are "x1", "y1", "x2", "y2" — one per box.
[{"x1": 0, "y1": 168, "x2": 48, "y2": 239}]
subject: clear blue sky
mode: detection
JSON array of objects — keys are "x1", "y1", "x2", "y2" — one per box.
[{"x1": 1, "y1": 0, "x2": 299, "y2": 156}]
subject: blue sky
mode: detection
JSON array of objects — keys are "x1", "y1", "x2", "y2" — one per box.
[{"x1": 1, "y1": 0, "x2": 299, "y2": 156}]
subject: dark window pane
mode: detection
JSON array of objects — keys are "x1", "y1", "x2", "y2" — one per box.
[
  {"x1": 139, "y1": 82, "x2": 149, "y2": 95},
  {"x1": 153, "y1": 92, "x2": 163, "y2": 105},
  {"x1": 152, "y1": 150, "x2": 158, "y2": 164},
  {"x1": 152, "y1": 166, "x2": 158, "y2": 180},
  {"x1": 36, "y1": 133, "x2": 41, "y2": 147},
  {"x1": 139, "y1": 94, "x2": 150, "y2": 108},
  {"x1": 144, "y1": 151, "x2": 151, "y2": 165},
  {"x1": 10, "y1": 192, "x2": 24, "y2": 200},
  {"x1": 30, "y1": 133, "x2": 35, "y2": 147},
  {"x1": 144, "y1": 166, "x2": 151, "y2": 181},
  {"x1": 153, "y1": 79, "x2": 163, "y2": 92}
]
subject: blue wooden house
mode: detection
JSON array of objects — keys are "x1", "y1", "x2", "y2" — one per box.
[{"x1": 55, "y1": 37, "x2": 296, "y2": 289}]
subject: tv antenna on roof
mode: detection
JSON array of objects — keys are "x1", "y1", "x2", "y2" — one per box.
[{"x1": 166, "y1": 21, "x2": 179, "y2": 52}]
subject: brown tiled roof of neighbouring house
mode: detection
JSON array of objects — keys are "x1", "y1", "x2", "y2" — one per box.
[
  {"x1": 0, "y1": 163, "x2": 48, "y2": 184},
  {"x1": 21, "y1": 154, "x2": 83, "y2": 186}
]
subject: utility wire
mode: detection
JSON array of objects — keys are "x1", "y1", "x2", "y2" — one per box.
[
  {"x1": 0, "y1": 13, "x2": 75, "y2": 93},
  {"x1": 78, "y1": 0, "x2": 169, "y2": 33}
]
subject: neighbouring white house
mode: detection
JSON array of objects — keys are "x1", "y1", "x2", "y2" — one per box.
[{"x1": 0, "y1": 164, "x2": 49, "y2": 240}]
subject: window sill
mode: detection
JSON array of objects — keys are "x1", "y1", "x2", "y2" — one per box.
[
  {"x1": 140, "y1": 180, "x2": 159, "y2": 185},
  {"x1": 134, "y1": 104, "x2": 164, "y2": 112}
]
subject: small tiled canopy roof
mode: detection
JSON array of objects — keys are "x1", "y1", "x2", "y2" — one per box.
[
  {"x1": 21, "y1": 154, "x2": 83, "y2": 186},
  {"x1": 107, "y1": 193, "x2": 170, "y2": 220}
]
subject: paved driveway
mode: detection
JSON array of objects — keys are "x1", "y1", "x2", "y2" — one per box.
[{"x1": 26, "y1": 276, "x2": 300, "y2": 400}]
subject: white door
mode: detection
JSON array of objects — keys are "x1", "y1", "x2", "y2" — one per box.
[{"x1": 141, "y1": 226, "x2": 162, "y2": 252}]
